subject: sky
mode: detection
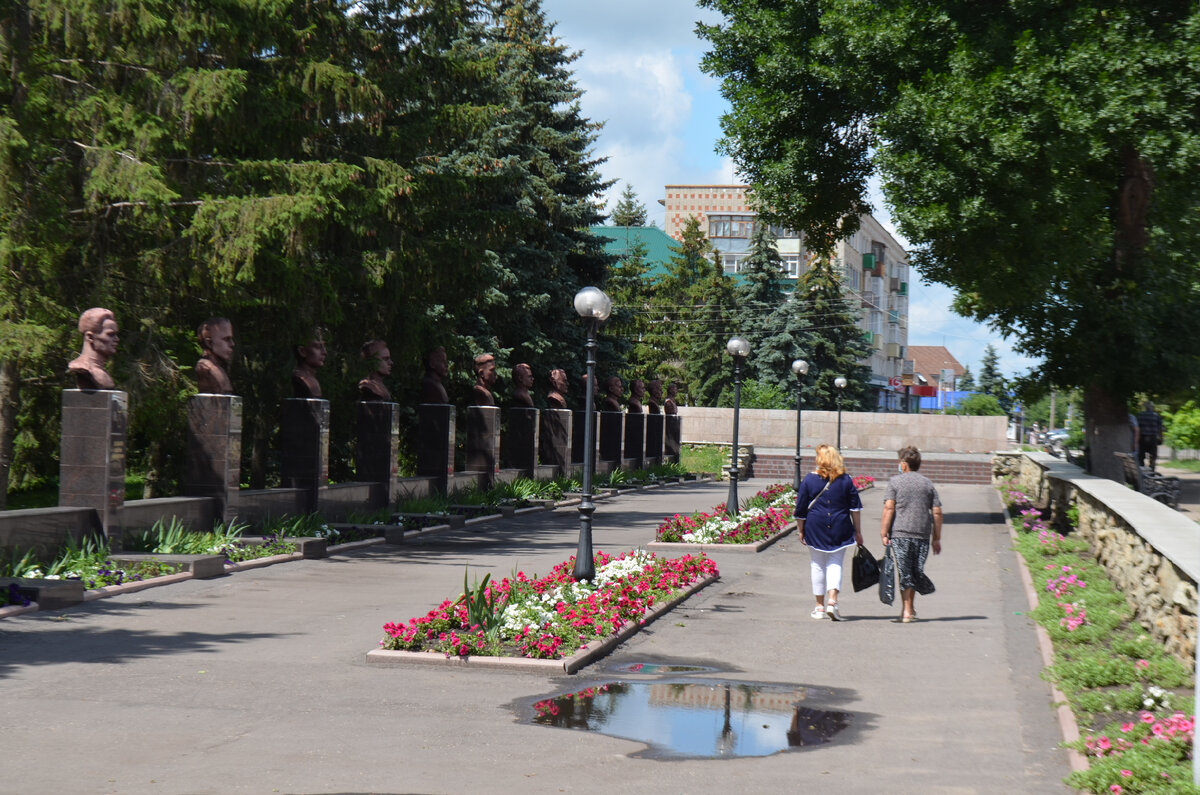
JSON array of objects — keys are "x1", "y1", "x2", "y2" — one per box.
[{"x1": 539, "y1": 0, "x2": 1039, "y2": 380}]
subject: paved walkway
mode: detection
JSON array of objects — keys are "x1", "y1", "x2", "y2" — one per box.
[{"x1": 0, "y1": 478, "x2": 1072, "y2": 794}]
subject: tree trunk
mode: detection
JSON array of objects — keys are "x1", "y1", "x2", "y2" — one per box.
[
  {"x1": 0, "y1": 359, "x2": 19, "y2": 510},
  {"x1": 1083, "y1": 382, "x2": 1128, "y2": 483}
]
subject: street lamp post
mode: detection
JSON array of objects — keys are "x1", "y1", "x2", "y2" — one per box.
[
  {"x1": 725, "y1": 336, "x2": 751, "y2": 516},
  {"x1": 791, "y1": 359, "x2": 809, "y2": 492},
  {"x1": 834, "y1": 376, "x2": 848, "y2": 449},
  {"x1": 572, "y1": 286, "x2": 612, "y2": 582}
]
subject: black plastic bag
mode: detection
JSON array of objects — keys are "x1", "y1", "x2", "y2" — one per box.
[
  {"x1": 851, "y1": 545, "x2": 880, "y2": 592},
  {"x1": 879, "y1": 543, "x2": 896, "y2": 605}
]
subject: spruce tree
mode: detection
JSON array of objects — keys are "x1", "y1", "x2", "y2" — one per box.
[
  {"x1": 796, "y1": 257, "x2": 872, "y2": 411},
  {"x1": 958, "y1": 365, "x2": 976, "y2": 392},
  {"x1": 647, "y1": 216, "x2": 716, "y2": 392},
  {"x1": 735, "y1": 224, "x2": 811, "y2": 391},
  {"x1": 611, "y1": 183, "x2": 648, "y2": 226}
]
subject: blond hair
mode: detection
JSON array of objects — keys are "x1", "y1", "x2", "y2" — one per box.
[{"x1": 815, "y1": 444, "x2": 846, "y2": 480}]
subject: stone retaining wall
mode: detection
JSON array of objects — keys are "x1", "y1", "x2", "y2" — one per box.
[{"x1": 993, "y1": 451, "x2": 1199, "y2": 669}]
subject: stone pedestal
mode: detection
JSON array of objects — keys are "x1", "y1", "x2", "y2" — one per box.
[
  {"x1": 59, "y1": 389, "x2": 127, "y2": 538},
  {"x1": 356, "y1": 401, "x2": 400, "y2": 501},
  {"x1": 539, "y1": 409, "x2": 572, "y2": 475},
  {"x1": 503, "y1": 407, "x2": 539, "y2": 477},
  {"x1": 465, "y1": 406, "x2": 500, "y2": 487},
  {"x1": 280, "y1": 398, "x2": 329, "y2": 513},
  {"x1": 599, "y1": 411, "x2": 624, "y2": 463},
  {"x1": 665, "y1": 415, "x2": 682, "y2": 462},
  {"x1": 184, "y1": 394, "x2": 242, "y2": 523},
  {"x1": 646, "y1": 413, "x2": 665, "y2": 464},
  {"x1": 416, "y1": 404, "x2": 456, "y2": 494},
  {"x1": 623, "y1": 412, "x2": 645, "y2": 470}
]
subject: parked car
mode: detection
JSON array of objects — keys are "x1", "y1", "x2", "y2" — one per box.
[{"x1": 1043, "y1": 429, "x2": 1070, "y2": 458}]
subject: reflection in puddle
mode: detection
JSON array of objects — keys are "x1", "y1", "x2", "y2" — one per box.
[
  {"x1": 609, "y1": 663, "x2": 717, "y2": 675},
  {"x1": 527, "y1": 681, "x2": 850, "y2": 758}
]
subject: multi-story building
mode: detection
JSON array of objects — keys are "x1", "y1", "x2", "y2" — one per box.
[{"x1": 660, "y1": 184, "x2": 912, "y2": 411}]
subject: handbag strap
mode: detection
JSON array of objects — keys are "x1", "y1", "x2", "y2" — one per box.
[{"x1": 807, "y1": 477, "x2": 833, "y2": 512}]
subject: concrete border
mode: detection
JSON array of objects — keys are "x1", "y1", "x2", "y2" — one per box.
[{"x1": 365, "y1": 573, "x2": 718, "y2": 674}]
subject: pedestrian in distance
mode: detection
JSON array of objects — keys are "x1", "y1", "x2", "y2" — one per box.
[
  {"x1": 795, "y1": 444, "x2": 864, "y2": 621},
  {"x1": 1136, "y1": 401, "x2": 1163, "y2": 472},
  {"x1": 880, "y1": 446, "x2": 943, "y2": 623}
]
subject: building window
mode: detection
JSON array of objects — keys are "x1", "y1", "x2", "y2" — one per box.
[
  {"x1": 722, "y1": 253, "x2": 746, "y2": 274},
  {"x1": 781, "y1": 254, "x2": 800, "y2": 278},
  {"x1": 709, "y1": 214, "x2": 755, "y2": 238}
]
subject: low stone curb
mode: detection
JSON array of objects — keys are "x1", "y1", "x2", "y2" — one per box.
[
  {"x1": 0, "y1": 602, "x2": 38, "y2": 619},
  {"x1": 83, "y1": 571, "x2": 195, "y2": 602},
  {"x1": 643, "y1": 525, "x2": 795, "y2": 555},
  {"x1": 328, "y1": 537, "x2": 386, "y2": 553},
  {"x1": 365, "y1": 573, "x2": 719, "y2": 674},
  {"x1": 1007, "y1": 517, "x2": 1089, "y2": 775},
  {"x1": 224, "y1": 551, "x2": 305, "y2": 572}
]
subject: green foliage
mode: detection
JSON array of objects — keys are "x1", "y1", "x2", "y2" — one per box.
[
  {"x1": 1164, "y1": 401, "x2": 1200, "y2": 450},
  {"x1": 944, "y1": 393, "x2": 1005, "y2": 416},
  {"x1": 956, "y1": 365, "x2": 975, "y2": 391},
  {"x1": 456, "y1": 570, "x2": 504, "y2": 638},
  {"x1": 793, "y1": 258, "x2": 872, "y2": 410},
  {"x1": 610, "y1": 183, "x2": 648, "y2": 227},
  {"x1": 717, "y1": 379, "x2": 791, "y2": 410},
  {"x1": 978, "y1": 345, "x2": 1007, "y2": 406},
  {"x1": 699, "y1": 0, "x2": 1200, "y2": 479},
  {"x1": 681, "y1": 443, "x2": 728, "y2": 476},
  {"x1": 736, "y1": 224, "x2": 812, "y2": 393}
]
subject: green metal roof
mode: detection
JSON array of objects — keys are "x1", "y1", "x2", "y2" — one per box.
[{"x1": 590, "y1": 225, "x2": 676, "y2": 280}]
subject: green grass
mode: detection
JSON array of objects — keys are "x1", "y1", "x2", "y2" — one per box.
[
  {"x1": 680, "y1": 443, "x2": 726, "y2": 477},
  {"x1": 1159, "y1": 459, "x2": 1200, "y2": 473}
]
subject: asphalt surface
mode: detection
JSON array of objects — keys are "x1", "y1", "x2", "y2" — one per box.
[{"x1": 0, "y1": 477, "x2": 1072, "y2": 794}]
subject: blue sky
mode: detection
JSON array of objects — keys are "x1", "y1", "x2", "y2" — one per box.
[{"x1": 540, "y1": 0, "x2": 1038, "y2": 380}]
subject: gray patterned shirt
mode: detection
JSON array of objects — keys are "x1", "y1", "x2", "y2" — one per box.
[{"x1": 884, "y1": 472, "x2": 942, "y2": 540}]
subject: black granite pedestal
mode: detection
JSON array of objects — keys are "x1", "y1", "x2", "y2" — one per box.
[
  {"x1": 645, "y1": 413, "x2": 664, "y2": 466},
  {"x1": 465, "y1": 406, "x2": 500, "y2": 488},
  {"x1": 356, "y1": 401, "x2": 400, "y2": 502},
  {"x1": 665, "y1": 415, "x2": 682, "y2": 462},
  {"x1": 184, "y1": 394, "x2": 242, "y2": 523},
  {"x1": 599, "y1": 411, "x2": 624, "y2": 463},
  {"x1": 416, "y1": 404, "x2": 456, "y2": 494},
  {"x1": 539, "y1": 409, "x2": 572, "y2": 475},
  {"x1": 623, "y1": 412, "x2": 645, "y2": 470},
  {"x1": 59, "y1": 389, "x2": 127, "y2": 539},
  {"x1": 280, "y1": 398, "x2": 329, "y2": 513},
  {"x1": 503, "y1": 407, "x2": 539, "y2": 477}
]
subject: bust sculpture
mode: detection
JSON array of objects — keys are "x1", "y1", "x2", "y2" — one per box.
[
  {"x1": 472, "y1": 353, "x2": 497, "y2": 406},
  {"x1": 578, "y1": 373, "x2": 599, "y2": 410},
  {"x1": 67, "y1": 308, "x2": 119, "y2": 390},
  {"x1": 291, "y1": 333, "x2": 326, "y2": 399},
  {"x1": 511, "y1": 363, "x2": 535, "y2": 408},
  {"x1": 195, "y1": 317, "x2": 235, "y2": 394},
  {"x1": 546, "y1": 368, "x2": 569, "y2": 409},
  {"x1": 419, "y1": 346, "x2": 450, "y2": 404},
  {"x1": 357, "y1": 339, "x2": 392, "y2": 401},
  {"x1": 647, "y1": 379, "x2": 663, "y2": 414},
  {"x1": 601, "y1": 375, "x2": 624, "y2": 412},
  {"x1": 628, "y1": 379, "x2": 646, "y2": 413},
  {"x1": 664, "y1": 383, "x2": 679, "y2": 415}
]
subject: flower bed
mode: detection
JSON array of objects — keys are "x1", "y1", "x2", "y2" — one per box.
[
  {"x1": 653, "y1": 483, "x2": 795, "y2": 544},
  {"x1": 852, "y1": 474, "x2": 874, "y2": 491},
  {"x1": 999, "y1": 479, "x2": 1199, "y2": 795},
  {"x1": 377, "y1": 549, "x2": 717, "y2": 663}
]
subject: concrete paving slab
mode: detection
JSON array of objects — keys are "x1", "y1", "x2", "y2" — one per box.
[{"x1": 0, "y1": 478, "x2": 1072, "y2": 794}]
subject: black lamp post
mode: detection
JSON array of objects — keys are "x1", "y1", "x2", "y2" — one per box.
[
  {"x1": 834, "y1": 376, "x2": 847, "y2": 449},
  {"x1": 725, "y1": 336, "x2": 751, "y2": 516},
  {"x1": 791, "y1": 358, "x2": 809, "y2": 492},
  {"x1": 572, "y1": 286, "x2": 612, "y2": 582}
]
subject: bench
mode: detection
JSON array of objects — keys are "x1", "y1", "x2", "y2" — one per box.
[{"x1": 1115, "y1": 452, "x2": 1182, "y2": 509}]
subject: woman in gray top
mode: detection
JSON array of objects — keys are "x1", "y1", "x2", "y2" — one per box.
[{"x1": 880, "y1": 446, "x2": 943, "y2": 622}]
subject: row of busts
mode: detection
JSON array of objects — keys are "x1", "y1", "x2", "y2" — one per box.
[{"x1": 64, "y1": 310, "x2": 677, "y2": 415}]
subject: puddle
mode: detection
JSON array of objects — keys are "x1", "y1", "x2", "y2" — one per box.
[
  {"x1": 523, "y1": 680, "x2": 850, "y2": 758},
  {"x1": 608, "y1": 662, "x2": 717, "y2": 675}
]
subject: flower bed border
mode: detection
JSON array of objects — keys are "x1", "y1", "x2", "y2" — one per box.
[
  {"x1": 365, "y1": 573, "x2": 718, "y2": 674},
  {"x1": 644, "y1": 523, "x2": 794, "y2": 555}
]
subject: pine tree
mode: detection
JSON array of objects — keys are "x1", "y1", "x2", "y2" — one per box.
[
  {"x1": 979, "y1": 345, "x2": 1005, "y2": 396},
  {"x1": 604, "y1": 240, "x2": 653, "y2": 375},
  {"x1": 958, "y1": 365, "x2": 976, "y2": 391},
  {"x1": 647, "y1": 217, "x2": 717, "y2": 391},
  {"x1": 735, "y1": 224, "x2": 811, "y2": 391},
  {"x1": 796, "y1": 256, "x2": 872, "y2": 411},
  {"x1": 684, "y1": 267, "x2": 740, "y2": 406},
  {"x1": 611, "y1": 182, "x2": 648, "y2": 226}
]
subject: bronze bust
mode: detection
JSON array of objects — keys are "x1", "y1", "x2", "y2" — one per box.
[
  {"x1": 628, "y1": 378, "x2": 646, "y2": 413},
  {"x1": 419, "y1": 346, "x2": 450, "y2": 404},
  {"x1": 601, "y1": 375, "x2": 623, "y2": 412},
  {"x1": 647, "y1": 379, "x2": 663, "y2": 414},
  {"x1": 358, "y1": 339, "x2": 392, "y2": 401},
  {"x1": 664, "y1": 383, "x2": 679, "y2": 415},
  {"x1": 472, "y1": 353, "x2": 497, "y2": 406},
  {"x1": 511, "y1": 363, "x2": 535, "y2": 408},
  {"x1": 68, "y1": 308, "x2": 119, "y2": 390},
  {"x1": 195, "y1": 317, "x2": 234, "y2": 394},
  {"x1": 546, "y1": 368, "x2": 569, "y2": 409},
  {"x1": 292, "y1": 333, "x2": 326, "y2": 399}
]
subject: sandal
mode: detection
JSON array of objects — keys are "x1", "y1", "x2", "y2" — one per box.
[{"x1": 810, "y1": 606, "x2": 826, "y2": 620}]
